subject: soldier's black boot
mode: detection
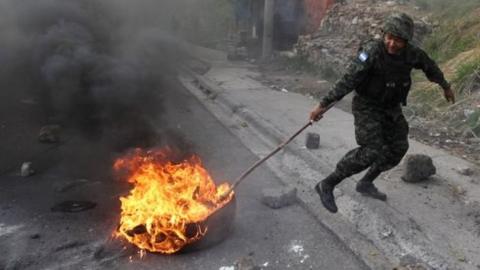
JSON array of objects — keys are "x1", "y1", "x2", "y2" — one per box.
[
  {"x1": 355, "y1": 167, "x2": 387, "y2": 201},
  {"x1": 315, "y1": 172, "x2": 343, "y2": 213}
]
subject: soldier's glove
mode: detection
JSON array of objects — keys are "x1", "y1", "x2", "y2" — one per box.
[
  {"x1": 443, "y1": 87, "x2": 455, "y2": 104},
  {"x1": 310, "y1": 104, "x2": 327, "y2": 122}
]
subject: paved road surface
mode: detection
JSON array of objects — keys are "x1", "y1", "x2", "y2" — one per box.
[{"x1": 0, "y1": 75, "x2": 368, "y2": 270}]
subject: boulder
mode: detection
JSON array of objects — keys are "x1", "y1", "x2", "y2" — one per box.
[{"x1": 402, "y1": 154, "x2": 436, "y2": 183}]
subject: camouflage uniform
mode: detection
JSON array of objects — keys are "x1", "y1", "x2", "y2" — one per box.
[
  {"x1": 319, "y1": 39, "x2": 450, "y2": 181},
  {"x1": 315, "y1": 12, "x2": 451, "y2": 213}
]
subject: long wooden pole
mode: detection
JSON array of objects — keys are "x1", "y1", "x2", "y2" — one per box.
[{"x1": 219, "y1": 102, "x2": 337, "y2": 201}]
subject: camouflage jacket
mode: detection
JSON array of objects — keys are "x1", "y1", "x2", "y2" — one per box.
[{"x1": 319, "y1": 39, "x2": 450, "y2": 108}]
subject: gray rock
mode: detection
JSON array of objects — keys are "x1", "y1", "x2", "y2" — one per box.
[
  {"x1": 402, "y1": 154, "x2": 436, "y2": 183},
  {"x1": 305, "y1": 132, "x2": 320, "y2": 149},
  {"x1": 20, "y1": 162, "x2": 35, "y2": 177},
  {"x1": 234, "y1": 257, "x2": 261, "y2": 270},
  {"x1": 455, "y1": 166, "x2": 475, "y2": 176},
  {"x1": 351, "y1": 17, "x2": 358, "y2": 25},
  {"x1": 38, "y1": 125, "x2": 61, "y2": 143},
  {"x1": 261, "y1": 187, "x2": 297, "y2": 209}
]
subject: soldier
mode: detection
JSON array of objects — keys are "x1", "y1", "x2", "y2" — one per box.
[{"x1": 309, "y1": 12, "x2": 455, "y2": 213}]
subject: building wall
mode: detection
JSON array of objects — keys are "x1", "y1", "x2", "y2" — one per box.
[{"x1": 304, "y1": 0, "x2": 334, "y2": 33}]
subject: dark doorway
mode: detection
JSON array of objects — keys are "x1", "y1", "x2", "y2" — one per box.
[{"x1": 273, "y1": 0, "x2": 306, "y2": 50}]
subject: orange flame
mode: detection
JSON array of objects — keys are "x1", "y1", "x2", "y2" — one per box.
[{"x1": 114, "y1": 148, "x2": 233, "y2": 254}]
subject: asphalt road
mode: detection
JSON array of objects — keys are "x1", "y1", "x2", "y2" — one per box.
[{"x1": 0, "y1": 74, "x2": 368, "y2": 270}]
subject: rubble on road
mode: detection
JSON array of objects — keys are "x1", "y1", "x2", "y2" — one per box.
[
  {"x1": 392, "y1": 254, "x2": 429, "y2": 270},
  {"x1": 51, "y1": 200, "x2": 97, "y2": 213},
  {"x1": 454, "y1": 166, "x2": 475, "y2": 176},
  {"x1": 261, "y1": 186, "x2": 297, "y2": 209},
  {"x1": 20, "y1": 162, "x2": 35, "y2": 177},
  {"x1": 234, "y1": 257, "x2": 261, "y2": 270},
  {"x1": 401, "y1": 154, "x2": 436, "y2": 183},
  {"x1": 38, "y1": 125, "x2": 61, "y2": 144}
]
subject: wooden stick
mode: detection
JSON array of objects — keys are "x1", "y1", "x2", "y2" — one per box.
[{"x1": 219, "y1": 102, "x2": 336, "y2": 201}]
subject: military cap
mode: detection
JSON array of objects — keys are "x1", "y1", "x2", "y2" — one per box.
[{"x1": 383, "y1": 12, "x2": 414, "y2": 41}]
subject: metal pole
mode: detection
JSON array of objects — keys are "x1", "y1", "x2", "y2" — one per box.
[{"x1": 262, "y1": 0, "x2": 274, "y2": 60}]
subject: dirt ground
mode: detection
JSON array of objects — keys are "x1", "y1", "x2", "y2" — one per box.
[{"x1": 255, "y1": 58, "x2": 480, "y2": 166}]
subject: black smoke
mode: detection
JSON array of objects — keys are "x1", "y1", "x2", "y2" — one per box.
[{"x1": 0, "y1": 0, "x2": 185, "y2": 151}]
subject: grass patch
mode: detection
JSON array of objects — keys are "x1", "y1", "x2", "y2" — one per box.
[
  {"x1": 417, "y1": 1, "x2": 480, "y2": 63},
  {"x1": 414, "y1": 0, "x2": 480, "y2": 18},
  {"x1": 424, "y1": 25, "x2": 478, "y2": 63},
  {"x1": 453, "y1": 59, "x2": 480, "y2": 84},
  {"x1": 409, "y1": 2, "x2": 480, "y2": 120}
]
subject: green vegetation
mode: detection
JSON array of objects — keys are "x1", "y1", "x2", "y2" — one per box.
[
  {"x1": 414, "y1": 0, "x2": 480, "y2": 18},
  {"x1": 408, "y1": 1, "x2": 480, "y2": 138},
  {"x1": 466, "y1": 109, "x2": 480, "y2": 135},
  {"x1": 453, "y1": 59, "x2": 480, "y2": 86},
  {"x1": 414, "y1": 0, "x2": 480, "y2": 62}
]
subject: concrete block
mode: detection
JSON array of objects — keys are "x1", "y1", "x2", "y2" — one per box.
[
  {"x1": 402, "y1": 154, "x2": 436, "y2": 183},
  {"x1": 305, "y1": 132, "x2": 320, "y2": 149},
  {"x1": 261, "y1": 187, "x2": 297, "y2": 209}
]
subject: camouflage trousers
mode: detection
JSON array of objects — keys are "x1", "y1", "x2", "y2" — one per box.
[{"x1": 334, "y1": 94, "x2": 409, "y2": 179}]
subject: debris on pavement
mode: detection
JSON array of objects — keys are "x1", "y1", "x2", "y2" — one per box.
[
  {"x1": 29, "y1": 233, "x2": 41, "y2": 240},
  {"x1": 379, "y1": 226, "x2": 393, "y2": 239},
  {"x1": 454, "y1": 166, "x2": 475, "y2": 176},
  {"x1": 305, "y1": 132, "x2": 320, "y2": 149},
  {"x1": 20, "y1": 162, "x2": 35, "y2": 177},
  {"x1": 393, "y1": 263, "x2": 429, "y2": 270},
  {"x1": 55, "y1": 179, "x2": 91, "y2": 193},
  {"x1": 234, "y1": 257, "x2": 261, "y2": 270},
  {"x1": 401, "y1": 154, "x2": 436, "y2": 183},
  {"x1": 288, "y1": 240, "x2": 310, "y2": 264},
  {"x1": 449, "y1": 184, "x2": 467, "y2": 197},
  {"x1": 261, "y1": 186, "x2": 297, "y2": 209},
  {"x1": 51, "y1": 200, "x2": 97, "y2": 213},
  {"x1": 93, "y1": 240, "x2": 134, "y2": 261},
  {"x1": 395, "y1": 253, "x2": 430, "y2": 270},
  {"x1": 38, "y1": 125, "x2": 61, "y2": 144},
  {"x1": 54, "y1": 241, "x2": 86, "y2": 252}
]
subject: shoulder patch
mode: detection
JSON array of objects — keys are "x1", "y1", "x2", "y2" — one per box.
[{"x1": 358, "y1": 51, "x2": 369, "y2": 62}]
